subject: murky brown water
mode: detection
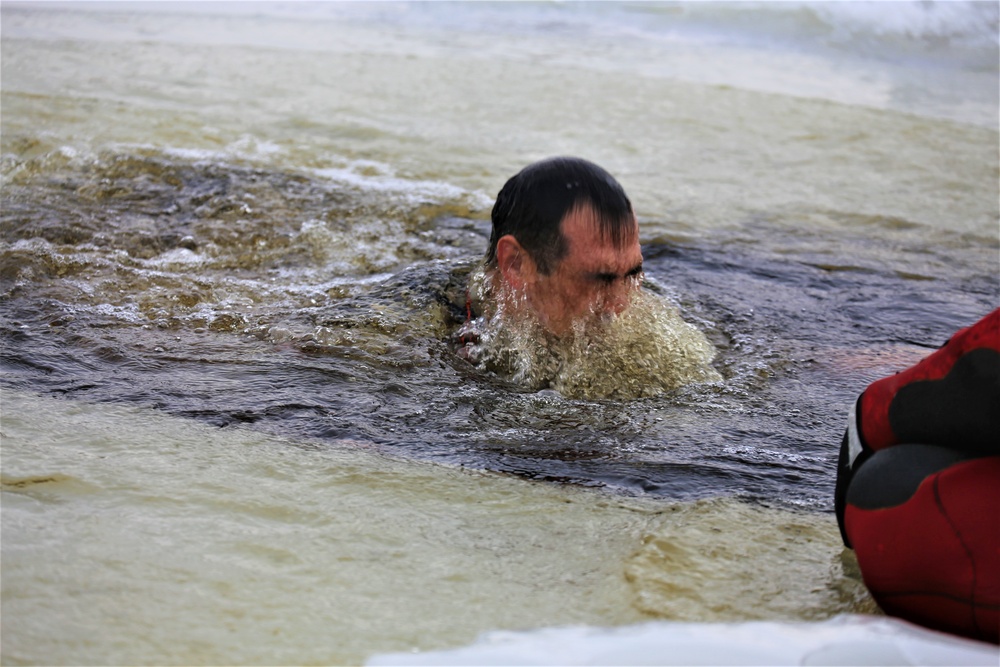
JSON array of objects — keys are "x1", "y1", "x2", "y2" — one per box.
[{"x1": 2, "y1": 2, "x2": 997, "y2": 664}]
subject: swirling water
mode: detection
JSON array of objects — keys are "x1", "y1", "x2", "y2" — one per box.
[{"x1": 1, "y1": 2, "x2": 997, "y2": 664}]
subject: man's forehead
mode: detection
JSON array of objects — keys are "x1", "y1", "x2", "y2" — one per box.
[
  {"x1": 560, "y1": 206, "x2": 638, "y2": 243},
  {"x1": 562, "y1": 208, "x2": 637, "y2": 248},
  {"x1": 560, "y1": 207, "x2": 642, "y2": 272}
]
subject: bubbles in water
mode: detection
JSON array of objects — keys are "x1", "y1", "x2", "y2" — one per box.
[{"x1": 459, "y1": 269, "x2": 721, "y2": 400}]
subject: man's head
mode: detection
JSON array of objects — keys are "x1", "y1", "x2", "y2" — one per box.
[{"x1": 485, "y1": 157, "x2": 642, "y2": 335}]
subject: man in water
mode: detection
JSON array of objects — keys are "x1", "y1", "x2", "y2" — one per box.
[
  {"x1": 457, "y1": 157, "x2": 718, "y2": 398},
  {"x1": 469, "y1": 156, "x2": 644, "y2": 336}
]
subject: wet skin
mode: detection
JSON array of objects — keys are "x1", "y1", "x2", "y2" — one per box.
[{"x1": 496, "y1": 205, "x2": 643, "y2": 336}]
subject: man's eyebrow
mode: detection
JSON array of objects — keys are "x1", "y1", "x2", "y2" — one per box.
[{"x1": 593, "y1": 262, "x2": 643, "y2": 282}]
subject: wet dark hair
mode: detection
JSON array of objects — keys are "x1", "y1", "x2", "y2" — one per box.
[{"x1": 486, "y1": 157, "x2": 635, "y2": 275}]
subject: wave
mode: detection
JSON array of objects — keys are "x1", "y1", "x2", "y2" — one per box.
[
  {"x1": 629, "y1": 1, "x2": 999, "y2": 69},
  {"x1": 8, "y1": 1, "x2": 996, "y2": 74}
]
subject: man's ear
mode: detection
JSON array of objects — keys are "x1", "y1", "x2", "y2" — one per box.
[{"x1": 496, "y1": 235, "x2": 533, "y2": 290}]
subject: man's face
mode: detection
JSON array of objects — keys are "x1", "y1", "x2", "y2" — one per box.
[{"x1": 524, "y1": 206, "x2": 643, "y2": 335}]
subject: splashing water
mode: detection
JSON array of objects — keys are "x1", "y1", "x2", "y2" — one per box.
[{"x1": 458, "y1": 270, "x2": 721, "y2": 400}]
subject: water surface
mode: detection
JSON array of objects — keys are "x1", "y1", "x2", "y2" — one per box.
[{"x1": 2, "y1": 2, "x2": 997, "y2": 664}]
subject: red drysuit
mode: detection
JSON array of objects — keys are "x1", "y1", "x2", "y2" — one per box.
[{"x1": 835, "y1": 308, "x2": 999, "y2": 644}]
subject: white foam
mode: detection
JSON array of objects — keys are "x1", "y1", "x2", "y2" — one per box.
[
  {"x1": 313, "y1": 162, "x2": 482, "y2": 206},
  {"x1": 144, "y1": 247, "x2": 205, "y2": 268},
  {"x1": 366, "y1": 615, "x2": 998, "y2": 666},
  {"x1": 83, "y1": 302, "x2": 144, "y2": 325},
  {"x1": 813, "y1": 1, "x2": 999, "y2": 45}
]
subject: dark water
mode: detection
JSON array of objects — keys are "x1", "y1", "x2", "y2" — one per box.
[{"x1": 2, "y1": 149, "x2": 996, "y2": 511}]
